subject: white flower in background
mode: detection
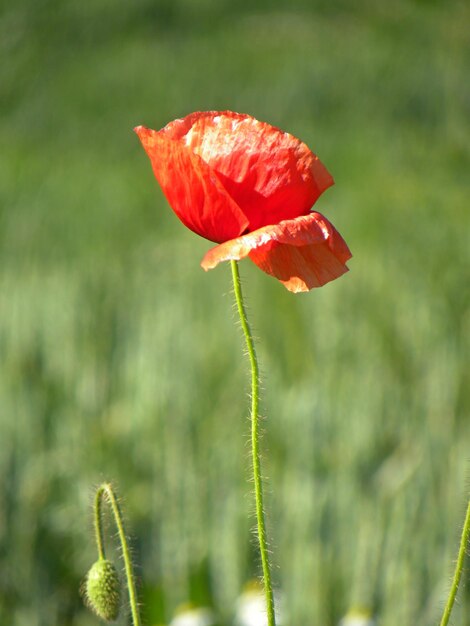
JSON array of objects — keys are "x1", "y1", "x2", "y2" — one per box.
[
  {"x1": 169, "y1": 605, "x2": 217, "y2": 626},
  {"x1": 339, "y1": 608, "x2": 377, "y2": 626},
  {"x1": 234, "y1": 581, "x2": 283, "y2": 626}
]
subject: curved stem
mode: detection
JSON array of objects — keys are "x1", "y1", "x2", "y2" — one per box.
[
  {"x1": 439, "y1": 499, "x2": 470, "y2": 626},
  {"x1": 230, "y1": 260, "x2": 276, "y2": 626},
  {"x1": 94, "y1": 483, "x2": 142, "y2": 626},
  {"x1": 93, "y1": 487, "x2": 106, "y2": 561}
]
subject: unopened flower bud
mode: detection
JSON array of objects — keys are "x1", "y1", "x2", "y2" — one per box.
[{"x1": 84, "y1": 558, "x2": 121, "y2": 621}]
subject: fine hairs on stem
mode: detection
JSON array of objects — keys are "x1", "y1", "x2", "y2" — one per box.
[
  {"x1": 85, "y1": 482, "x2": 142, "y2": 626},
  {"x1": 230, "y1": 256, "x2": 469, "y2": 626},
  {"x1": 230, "y1": 260, "x2": 276, "y2": 626},
  {"x1": 439, "y1": 499, "x2": 470, "y2": 626}
]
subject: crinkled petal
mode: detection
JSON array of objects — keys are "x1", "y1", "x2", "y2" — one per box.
[
  {"x1": 157, "y1": 111, "x2": 334, "y2": 231},
  {"x1": 201, "y1": 212, "x2": 352, "y2": 292},
  {"x1": 135, "y1": 125, "x2": 249, "y2": 243}
]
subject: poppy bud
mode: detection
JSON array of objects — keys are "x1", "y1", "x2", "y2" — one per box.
[{"x1": 84, "y1": 558, "x2": 121, "y2": 621}]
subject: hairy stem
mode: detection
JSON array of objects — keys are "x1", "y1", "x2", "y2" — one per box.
[
  {"x1": 94, "y1": 483, "x2": 142, "y2": 626},
  {"x1": 439, "y1": 499, "x2": 470, "y2": 626},
  {"x1": 230, "y1": 260, "x2": 276, "y2": 626}
]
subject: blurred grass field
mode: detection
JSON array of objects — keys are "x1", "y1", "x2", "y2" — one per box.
[{"x1": 1, "y1": 0, "x2": 469, "y2": 624}]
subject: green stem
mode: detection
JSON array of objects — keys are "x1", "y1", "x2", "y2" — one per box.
[
  {"x1": 230, "y1": 260, "x2": 276, "y2": 626},
  {"x1": 439, "y1": 499, "x2": 470, "y2": 626},
  {"x1": 94, "y1": 483, "x2": 142, "y2": 626}
]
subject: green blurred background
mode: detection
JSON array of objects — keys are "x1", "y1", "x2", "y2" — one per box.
[{"x1": 1, "y1": 0, "x2": 469, "y2": 624}]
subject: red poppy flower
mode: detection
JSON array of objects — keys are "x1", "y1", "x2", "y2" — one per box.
[{"x1": 135, "y1": 111, "x2": 351, "y2": 292}]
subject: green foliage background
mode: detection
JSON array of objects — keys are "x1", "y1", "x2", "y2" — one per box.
[{"x1": 1, "y1": 0, "x2": 469, "y2": 624}]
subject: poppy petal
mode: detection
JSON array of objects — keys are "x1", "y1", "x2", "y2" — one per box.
[
  {"x1": 201, "y1": 212, "x2": 352, "y2": 292},
  {"x1": 135, "y1": 125, "x2": 249, "y2": 243},
  {"x1": 157, "y1": 111, "x2": 334, "y2": 232}
]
